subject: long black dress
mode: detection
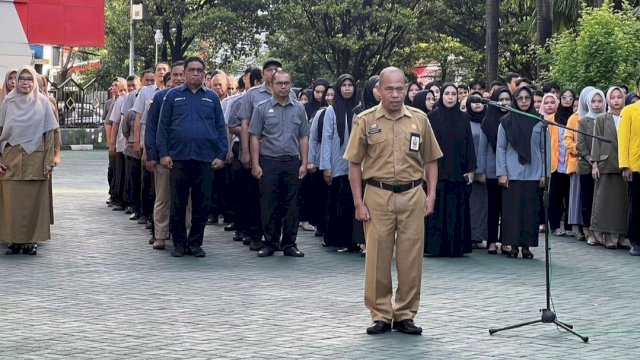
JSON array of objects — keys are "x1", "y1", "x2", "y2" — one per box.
[{"x1": 425, "y1": 83, "x2": 477, "y2": 257}]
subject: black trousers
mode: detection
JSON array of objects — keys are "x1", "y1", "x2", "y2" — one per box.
[
  {"x1": 108, "y1": 153, "x2": 116, "y2": 200},
  {"x1": 210, "y1": 167, "x2": 227, "y2": 219},
  {"x1": 486, "y1": 178, "x2": 502, "y2": 244},
  {"x1": 309, "y1": 170, "x2": 329, "y2": 234},
  {"x1": 170, "y1": 160, "x2": 212, "y2": 248},
  {"x1": 629, "y1": 172, "x2": 640, "y2": 246},
  {"x1": 326, "y1": 175, "x2": 356, "y2": 248},
  {"x1": 236, "y1": 167, "x2": 262, "y2": 239},
  {"x1": 580, "y1": 174, "x2": 594, "y2": 227},
  {"x1": 114, "y1": 152, "x2": 128, "y2": 206},
  {"x1": 258, "y1": 156, "x2": 301, "y2": 249},
  {"x1": 548, "y1": 171, "x2": 571, "y2": 230},
  {"x1": 125, "y1": 155, "x2": 142, "y2": 213},
  {"x1": 141, "y1": 162, "x2": 154, "y2": 218},
  {"x1": 225, "y1": 142, "x2": 241, "y2": 224}
]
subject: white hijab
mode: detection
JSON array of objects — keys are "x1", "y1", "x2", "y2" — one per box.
[{"x1": 0, "y1": 66, "x2": 59, "y2": 155}]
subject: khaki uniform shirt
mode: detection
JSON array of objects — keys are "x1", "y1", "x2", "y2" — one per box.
[{"x1": 344, "y1": 105, "x2": 442, "y2": 183}]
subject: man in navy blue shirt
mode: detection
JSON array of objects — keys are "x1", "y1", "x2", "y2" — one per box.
[{"x1": 157, "y1": 57, "x2": 228, "y2": 257}]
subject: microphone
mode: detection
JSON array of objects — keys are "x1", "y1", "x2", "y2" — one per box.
[{"x1": 468, "y1": 95, "x2": 490, "y2": 104}]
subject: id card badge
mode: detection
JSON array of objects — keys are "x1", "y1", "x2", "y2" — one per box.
[{"x1": 409, "y1": 132, "x2": 421, "y2": 152}]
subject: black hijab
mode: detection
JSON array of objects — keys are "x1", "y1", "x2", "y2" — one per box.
[
  {"x1": 404, "y1": 81, "x2": 422, "y2": 105},
  {"x1": 305, "y1": 78, "x2": 330, "y2": 119},
  {"x1": 500, "y1": 85, "x2": 540, "y2": 165},
  {"x1": 353, "y1": 75, "x2": 379, "y2": 114},
  {"x1": 625, "y1": 92, "x2": 638, "y2": 106},
  {"x1": 412, "y1": 90, "x2": 433, "y2": 114},
  {"x1": 481, "y1": 86, "x2": 511, "y2": 151},
  {"x1": 332, "y1": 74, "x2": 358, "y2": 146},
  {"x1": 554, "y1": 89, "x2": 575, "y2": 126},
  {"x1": 465, "y1": 91, "x2": 486, "y2": 123}
]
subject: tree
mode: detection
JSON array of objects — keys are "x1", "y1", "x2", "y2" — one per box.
[
  {"x1": 542, "y1": 4, "x2": 640, "y2": 90},
  {"x1": 266, "y1": 0, "x2": 428, "y2": 85},
  {"x1": 485, "y1": 0, "x2": 499, "y2": 82}
]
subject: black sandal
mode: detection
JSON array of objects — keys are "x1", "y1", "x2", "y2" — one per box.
[
  {"x1": 521, "y1": 248, "x2": 534, "y2": 259},
  {"x1": 21, "y1": 243, "x2": 37, "y2": 255},
  {"x1": 508, "y1": 247, "x2": 519, "y2": 258}
]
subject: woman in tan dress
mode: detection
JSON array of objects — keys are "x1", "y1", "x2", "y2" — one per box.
[
  {"x1": 0, "y1": 69, "x2": 17, "y2": 104},
  {"x1": 0, "y1": 66, "x2": 59, "y2": 255}
]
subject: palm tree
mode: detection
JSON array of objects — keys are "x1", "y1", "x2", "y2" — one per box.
[
  {"x1": 537, "y1": 0, "x2": 553, "y2": 46},
  {"x1": 485, "y1": 0, "x2": 500, "y2": 82}
]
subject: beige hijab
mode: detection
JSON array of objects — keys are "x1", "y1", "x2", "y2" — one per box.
[
  {"x1": 0, "y1": 69, "x2": 17, "y2": 104},
  {"x1": 0, "y1": 66, "x2": 59, "y2": 155}
]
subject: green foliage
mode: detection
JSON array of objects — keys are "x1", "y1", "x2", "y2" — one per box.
[{"x1": 542, "y1": 5, "x2": 640, "y2": 91}]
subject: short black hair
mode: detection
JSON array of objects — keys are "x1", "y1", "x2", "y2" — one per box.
[
  {"x1": 210, "y1": 70, "x2": 222, "y2": 78},
  {"x1": 262, "y1": 58, "x2": 283, "y2": 70},
  {"x1": 490, "y1": 80, "x2": 504, "y2": 88},
  {"x1": 470, "y1": 79, "x2": 486, "y2": 90},
  {"x1": 516, "y1": 77, "x2": 532, "y2": 87},
  {"x1": 163, "y1": 72, "x2": 171, "y2": 85},
  {"x1": 206, "y1": 71, "x2": 214, "y2": 78},
  {"x1": 249, "y1": 67, "x2": 263, "y2": 87},
  {"x1": 542, "y1": 82, "x2": 560, "y2": 93},
  {"x1": 126, "y1": 75, "x2": 138, "y2": 82},
  {"x1": 533, "y1": 90, "x2": 544, "y2": 98},
  {"x1": 238, "y1": 77, "x2": 245, "y2": 90},
  {"x1": 171, "y1": 60, "x2": 185, "y2": 70},
  {"x1": 140, "y1": 69, "x2": 154, "y2": 78},
  {"x1": 244, "y1": 67, "x2": 255, "y2": 75},
  {"x1": 505, "y1": 72, "x2": 521, "y2": 84},
  {"x1": 271, "y1": 70, "x2": 290, "y2": 83},
  {"x1": 154, "y1": 62, "x2": 169, "y2": 72},
  {"x1": 184, "y1": 56, "x2": 205, "y2": 71},
  {"x1": 424, "y1": 80, "x2": 442, "y2": 89},
  {"x1": 457, "y1": 84, "x2": 469, "y2": 91}
]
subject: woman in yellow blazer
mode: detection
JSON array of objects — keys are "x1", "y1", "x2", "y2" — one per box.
[{"x1": 619, "y1": 94, "x2": 640, "y2": 256}]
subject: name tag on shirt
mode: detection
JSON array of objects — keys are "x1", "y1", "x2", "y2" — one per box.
[
  {"x1": 410, "y1": 133, "x2": 421, "y2": 152},
  {"x1": 202, "y1": 97, "x2": 213, "y2": 103},
  {"x1": 174, "y1": 97, "x2": 186, "y2": 102},
  {"x1": 368, "y1": 123, "x2": 381, "y2": 135}
]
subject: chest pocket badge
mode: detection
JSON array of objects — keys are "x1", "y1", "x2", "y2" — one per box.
[{"x1": 410, "y1": 132, "x2": 421, "y2": 152}]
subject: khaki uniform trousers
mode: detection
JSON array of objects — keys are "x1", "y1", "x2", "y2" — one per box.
[
  {"x1": 363, "y1": 185, "x2": 425, "y2": 323},
  {"x1": 154, "y1": 165, "x2": 191, "y2": 240}
]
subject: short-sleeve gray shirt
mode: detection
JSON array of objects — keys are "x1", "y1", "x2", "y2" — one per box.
[{"x1": 248, "y1": 97, "x2": 310, "y2": 158}]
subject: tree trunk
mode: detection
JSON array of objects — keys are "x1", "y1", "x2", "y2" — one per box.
[
  {"x1": 537, "y1": 0, "x2": 553, "y2": 47},
  {"x1": 485, "y1": 0, "x2": 499, "y2": 83}
]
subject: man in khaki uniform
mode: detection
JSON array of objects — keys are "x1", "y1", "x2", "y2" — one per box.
[{"x1": 344, "y1": 67, "x2": 442, "y2": 335}]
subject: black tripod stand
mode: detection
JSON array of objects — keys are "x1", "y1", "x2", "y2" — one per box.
[{"x1": 475, "y1": 96, "x2": 612, "y2": 343}]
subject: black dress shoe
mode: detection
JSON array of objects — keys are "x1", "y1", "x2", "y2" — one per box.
[
  {"x1": 393, "y1": 319, "x2": 422, "y2": 335},
  {"x1": 232, "y1": 231, "x2": 243, "y2": 242},
  {"x1": 242, "y1": 236, "x2": 252, "y2": 246},
  {"x1": 148, "y1": 236, "x2": 156, "y2": 245},
  {"x1": 224, "y1": 223, "x2": 236, "y2": 231},
  {"x1": 257, "y1": 246, "x2": 275, "y2": 257},
  {"x1": 283, "y1": 246, "x2": 304, "y2": 257},
  {"x1": 189, "y1": 245, "x2": 206, "y2": 257},
  {"x1": 125, "y1": 207, "x2": 133, "y2": 215},
  {"x1": 21, "y1": 243, "x2": 37, "y2": 255},
  {"x1": 366, "y1": 321, "x2": 392, "y2": 335},
  {"x1": 112, "y1": 206, "x2": 125, "y2": 211},
  {"x1": 249, "y1": 240, "x2": 263, "y2": 251},
  {"x1": 171, "y1": 245, "x2": 186, "y2": 257},
  {"x1": 137, "y1": 215, "x2": 148, "y2": 224},
  {"x1": 5, "y1": 244, "x2": 22, "y2": 255},
  {"x1": 129, "y1": 213, "x2": 140, "y2": 221},
  {"x1": 145, "y1": 222, "x2": 153, "y2": 230}
]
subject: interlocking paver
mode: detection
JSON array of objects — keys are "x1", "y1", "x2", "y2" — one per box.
[{"x1": 1, "y1": 150, "x2": 639, "y2": 359}]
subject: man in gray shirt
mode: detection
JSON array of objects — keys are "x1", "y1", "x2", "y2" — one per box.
[{"x1": 249, "y1": 70, "x2": 310, "y2": 257}]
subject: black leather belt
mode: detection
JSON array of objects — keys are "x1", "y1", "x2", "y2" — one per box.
[{"x1": 366, "y1": 179, "x2": 422, "y2": 193}]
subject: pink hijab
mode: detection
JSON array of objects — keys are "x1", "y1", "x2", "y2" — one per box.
[{"x1": 539, "y1": 93, "x2": 558, "y2": 120}]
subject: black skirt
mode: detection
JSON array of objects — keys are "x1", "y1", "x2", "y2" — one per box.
[
  {"x1": 501, "y1": 180, "x2": 540, "y2": 247},
  {"x1": 425, "y1": 181, "x2": 472, "y2": 257},
  {"x1": 325, "y1": 175, "x2": 356, "y2": 248}
]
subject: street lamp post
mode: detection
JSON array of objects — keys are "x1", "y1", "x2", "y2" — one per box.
[
  {"x1": 154, "y1": 30, "x2": 163, "y2": 65},
  {"x1": 129, "y1": 0, "x2": 135, "y2": 75}
]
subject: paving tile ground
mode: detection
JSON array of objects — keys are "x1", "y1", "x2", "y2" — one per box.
[{"x1": 1, "y1": 150, "x2": 639, "y2": 359}]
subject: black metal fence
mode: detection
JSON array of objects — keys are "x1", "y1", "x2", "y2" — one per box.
[{"x1": 49, "y1": 78, "x2": 109, "y2": 128}]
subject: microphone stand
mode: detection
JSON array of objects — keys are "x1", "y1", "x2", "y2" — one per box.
[{"x1": 482, "y1": 99, "x2": 611, "y2": 343}]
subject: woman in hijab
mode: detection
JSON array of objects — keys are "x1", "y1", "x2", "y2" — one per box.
[
  {"x1": 305, "y1": 78, "x2": 329, "y2": 120},
  {"x1": 308, "y1": 84, "x2": 334, "y2": 239},
  {"x1": 478, "y1": 87, "x2": 512, "y2": 254},
  {"x1": 0, "y1": 70, "x2": 17, "y2": 104},
  {"x1": 542, "y1": 92, "x2": 571, "y2": 237},
  {"x1": 425, "y1": 81, "x2": 443, "y2": 103},
  {"x1": 404, "y1": 81, "x2": 422, "y2": 105},
  {"x1": 564, "y1": 87, "x2": 595, "y2": 241},
  {"x1": 496, "y1": 85, "x2": 550, "y2": 259},
  {"x1": 465, "y1": 92, "x2": 488, "y2": 248},
  {"x1": 590, "y1": 86, "x2": 631, "y2": 249},
  {"x1": 411, "y1": 90, "x2": 436, "y2": 113},
  {"x1": 625, "y1": 92, "x2": 639, "y2": 106},
  {"x1": 351, "y1": 75, "x2": 380, "y2": 255},
  {"x1": 577, "y1": 88, "x2": 606, "y2": 246},
  {"x1": 0, "y1": 66, "x2": 59, "y2": 255},
  {"x1": 424, "y1": 83, "x2": 477, "y2": 257},
  {"x1": 298, "y1": 89, "x2": 311, "y2": 105},
  {"x1": 320, "y1": 75, "x2": 361, "y2": 252}
]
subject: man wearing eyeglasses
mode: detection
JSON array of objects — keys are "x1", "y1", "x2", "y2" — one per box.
[
  {"x1": 248, "y1": 70, "x2": 310, "y2": 257},
  {"x1": 237, "y1": 59, "x2": 289, "y2": 252},
  {"x1": 156, "y1": 56, "x2": 228, "y2": 258}
]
